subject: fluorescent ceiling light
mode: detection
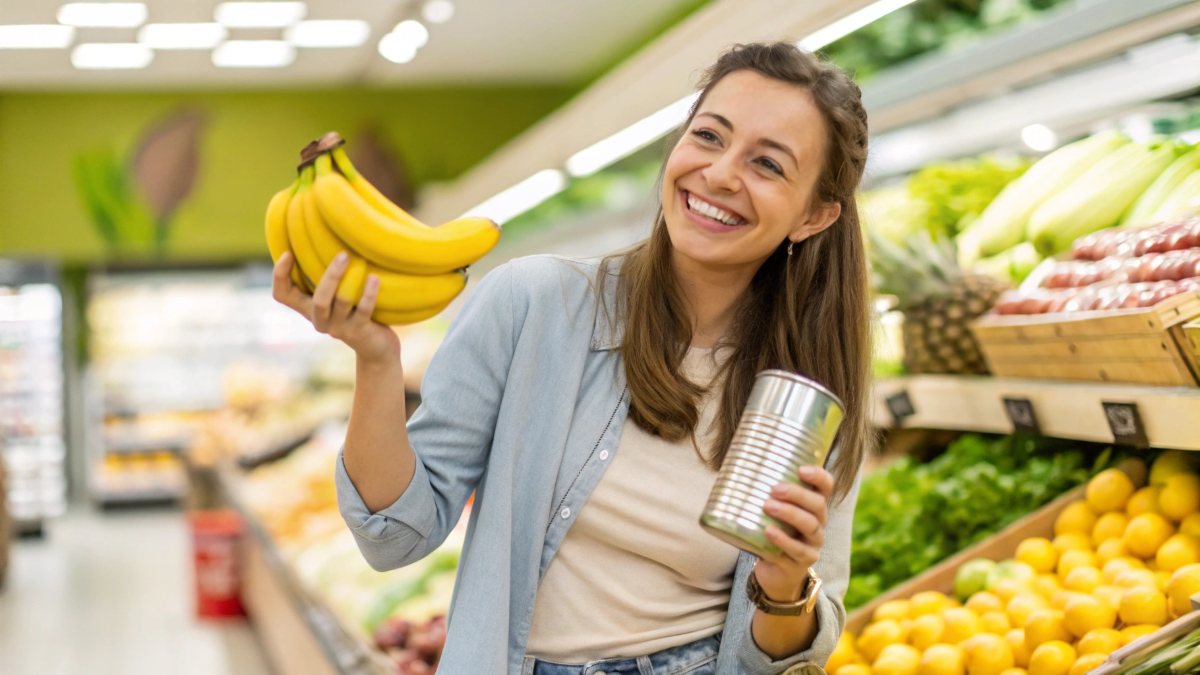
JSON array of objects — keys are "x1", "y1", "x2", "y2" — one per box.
[
  {"x1": 379, "y1": 21, "x2": 429, "y2": 64},
  {"x1": 464, "y1": 169, "x2": 567, "y2": 224},
  {"x1": 58, "y1": 2, "x2": 147, "y2": 28},
  {"x1": 1020, "y1": 124, "x2": 1058, "y2": 152},
  {"x1": 379, "y1": 37, "x2": 417, "y2": 63},
  {"x1": 138, "y1": 23, "x2": 227, "y2": 50},
  {"x1": 0, "y1": 25, "x2": 75, "y2": 49},
  {"x1": 566, "y1": 93, "x2": 698, "y2": 178},
  {"x1": 796, "y1": 0, "x2": 918, "y2": 52},
  {"x1": 286, "y1": 20, "x2": 370, "y2": 48},
  {"x1": 422, "y1": 0, "x2": 455, "y2": 24},
  {"x1": 213, "y1": 40, "x2": 295, "y2": 68},
  {"x1": 215, "y1": 2, "x2": 306, "y2": 29},
  {"x1": 71, "y1": 43, "x2": 153, "y2": 69}
]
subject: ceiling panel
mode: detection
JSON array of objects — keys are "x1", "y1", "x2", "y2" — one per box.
[{"x1": 0, "y1": 0, "x2": 703, "y2": 90}]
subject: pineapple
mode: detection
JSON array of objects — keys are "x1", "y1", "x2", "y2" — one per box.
[{"x1": 869, "y1": 229, "x2": 1007, "y2": 375}]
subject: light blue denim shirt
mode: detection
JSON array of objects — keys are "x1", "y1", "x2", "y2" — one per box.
[{"x1": 335, "y1": 255, "x2": 860, "y2": 675}]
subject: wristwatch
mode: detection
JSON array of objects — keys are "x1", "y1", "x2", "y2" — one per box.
[{"x1": 747, "y1": 567, "x2": 822, "y2": 616}]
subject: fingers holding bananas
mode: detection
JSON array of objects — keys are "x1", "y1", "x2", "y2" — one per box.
[{"x1": 262, "y1": 133, "x2": 498, "y2": 326}]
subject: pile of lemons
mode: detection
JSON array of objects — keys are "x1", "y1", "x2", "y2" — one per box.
[{"x1": 830, "y1": 451, "x2": 1200, "y2": 675}]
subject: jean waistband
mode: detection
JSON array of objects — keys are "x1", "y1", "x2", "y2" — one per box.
[{"x1": 521, "y1": 634, "x2": 721, "y2": 675}]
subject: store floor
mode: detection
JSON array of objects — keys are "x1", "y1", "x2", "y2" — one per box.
[{"x1": 0, "y1": 505, "x2": 273, "y2": 675}]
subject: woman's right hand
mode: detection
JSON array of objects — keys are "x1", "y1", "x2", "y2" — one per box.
[{"x1": 271, "y1": 251, "x2": 400, "y2": 365}]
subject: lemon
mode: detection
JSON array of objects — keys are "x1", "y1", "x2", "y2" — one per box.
[
  {"x1": 1005, "y1": 629, "x2": 1030, "y2": 668},
  {"x1": 1017, "y1": 538, "x2": 1059, "y2": 575},
  {"x1": 1095, "y1": 538, "x2": 1129, "y2": 564},
  {"x1": 1051, "y1": 534, "x2": 1092, "y2": 555},
  {"x1": 874, "y1": 643, "x2": 922, "y2": 675},
  {"x1": 980, "y1": 611, "x2": 1012, "y2": 635},
  {"x1": 1028, "y1": 641, "x2": 1076, "y2": 675},
  {"x1": 1056, "y1": 550, "x2": 1098, "y2": 579},
  {"x1": 1180, "y1": 513, "x2": 1200, "y2": 537},
  {"x1": 909, "y1": 614, "x2": 947, "y2": 650},
  {"x1": 999, "y1": 670, "x2": 1028, "y2": 675},
  {"x1": 1091, "y1": 512, "x2": 1129, "y2": 547},
  {"x1": 1101, "y1": 557, "x2": 1146, "y2": 584},
  {"x1": 917, "y1": 644, "x2": 965, "y2": 675},
  {"x1": 965, "y1": 633, "x2": 1015, "y2": 675},
  {"x1": 1050, "y1": 589, "x2": 1085, "y2": 612},
  {"x1": 859, "y1": 619, "x2": 907, "y2": 662},
  {"x1": 1031, "y1": 574, "x2": 1062, "y2": 601},
  {"x1": 828, "y1": 631, "x2": 861, "y2": 673},
  {"x1": 1007, "y1": 594, "x2": 1049, "y2": 627},
  {"x1": 838, "y1": 664, "x2": 875, "y2": 675},
  {"x1": 992, "y1": 579, "x2": 1032, "y2": 603},
  {"x1": 1092, "y1": 585, "x2": 1123, "y2": 613},
  {"x1": 1062, "y1": 566, "x2": 1103, "y2": 593},
  {"x1": 875, "y1": 599, "x2": 914, "y2": 624},
  {"x1": 911, "y1": 591, "x2": 956, "y2": 618},
  {"x1": 1159, "y1": 473, "x2": 1200, "y2": 522},
  {"x1": 1118, "y1": 585, "x2": 1169, "y2": 626},
  {"x1": 1076, "y1": 627, "x2": 1123, "y2": 656},
  {"x1": 1023, "y1": 609, "x2": 1071, "y2": 651},
  {"x1": 1113, "y1": 569, "x2": 1159, "y2": 590},
  {"x1": 1062, "y1": 595, "x2": 1116, "y2": 638},
  {"x1": 1087, "y1": 469, "x2": 1135, "y2": 514},
  {"x1": 1127, "y1": 486, "x2": 1164, "y2": 517},
  {"x1": 1055, "y1": 502, "x2": 1098, "y2": 538},
  {"x1": 967, "y1": 591, "x2": 1005, "y2": 615},
  {"x1": 1149, "y1": 451, "x2": 1199, "y2": 487},
  {"x1": 1067, "y1": 653, "x2": 1107, "y2": 675},
  {"x1": 1166, "y1": 563, "x2": 1200, "y2": 618},
  {"x1": 1119, "y1": 624, "x2": 1159, "y2": 645},
  {"x1": 943, "y1": 607, "x2": 983, "y2": 644},
  {"x1": 1124, "y1": 513, "x2": 1176, "y2": 558}
]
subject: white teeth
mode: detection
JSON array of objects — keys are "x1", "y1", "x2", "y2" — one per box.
[{"x1": 687, "y1": 194, "x2": 742, "y2": 225}]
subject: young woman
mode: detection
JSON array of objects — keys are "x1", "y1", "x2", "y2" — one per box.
[{"x1": 272, "y1": 41, "x2": 872, "y2": 675}]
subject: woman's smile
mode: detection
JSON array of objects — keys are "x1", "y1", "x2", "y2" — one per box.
[{"x1": 680, "y1": 189, "x2": 749, "y2": 234}]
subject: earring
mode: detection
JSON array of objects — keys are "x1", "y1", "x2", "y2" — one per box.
[{"x1": 787, "y1": 240, "x2": 794, "y2": 257}]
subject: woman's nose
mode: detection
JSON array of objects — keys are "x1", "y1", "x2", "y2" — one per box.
[{"x1": 703, "y1": 151, "x2": 741, "y2": 193}]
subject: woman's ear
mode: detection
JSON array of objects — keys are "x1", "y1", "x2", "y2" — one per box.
[{"x1": 789, "y1": 200, "x2": 842, "y2": 244}]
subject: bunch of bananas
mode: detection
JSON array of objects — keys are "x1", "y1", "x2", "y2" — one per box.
[{"x1": 264, "y1": 133, "x2": 500, "y2": 325}]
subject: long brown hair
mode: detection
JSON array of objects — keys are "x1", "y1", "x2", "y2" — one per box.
[{"x1": 601, "y1": 42, "x2": 873, "y2": 502}]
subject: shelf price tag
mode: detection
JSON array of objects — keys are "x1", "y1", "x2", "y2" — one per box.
[
  {"x1": 1101, "y1": 401, "x2": 1149, "y2": 449},
  {"x1": 885, "y1": 390, "x2": 916, "y2": 427},
  {"x1": 1002, "y1": 397, "x2": 1040, "y2": 436}
]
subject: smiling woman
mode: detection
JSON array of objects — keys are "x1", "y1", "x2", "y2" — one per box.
[{"x1": 293, "y1": 41, "x2": 873, "y2": 675}]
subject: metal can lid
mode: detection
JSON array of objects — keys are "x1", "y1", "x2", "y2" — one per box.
[{"x1": 755, "y1": 369, "x2": 845, "y2": 412}]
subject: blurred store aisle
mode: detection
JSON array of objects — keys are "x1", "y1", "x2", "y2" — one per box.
[{"x1": 0, "y1": 507, "x2": 271, "y2": 675}]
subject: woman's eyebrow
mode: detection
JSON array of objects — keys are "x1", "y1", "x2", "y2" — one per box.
[{"x1": 696, "y1": 111, "x2": 798, "y2": 167}]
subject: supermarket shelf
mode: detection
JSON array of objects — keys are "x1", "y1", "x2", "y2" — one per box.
[
  {"x1": 93, "y1": 488, "x2": 185, "y2": 507},
  {"x1": 872, "y1": 375, "x2": 1200, "y2": 451},
  {"x1": 218, "y1": 467, "x2": 389, "y2": 675}
]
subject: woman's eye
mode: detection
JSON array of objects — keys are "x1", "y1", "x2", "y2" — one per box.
[
  {"x1": 691, "y1": 129, "x2": 719, "y2": 143},
  {"x1": 758, "y1": 158, "x2": 784, "y2": 175}
]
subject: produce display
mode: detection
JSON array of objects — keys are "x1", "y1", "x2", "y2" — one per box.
[
  {"x1": 991, "y1": 217, "x2": 1200, "y2": 315},
  {"x1": 832, "y1": 452, "x2": 1200, "y2": 675},
  {"x1": 264, "y1": 132, "x2": 501, "y2": 325},
  {"x1": 847, "y1": 434, "x2": 1114, "y2": 610},
  {"x1": 869, "y1": 231, "x2": 1008, "y2": 375}
]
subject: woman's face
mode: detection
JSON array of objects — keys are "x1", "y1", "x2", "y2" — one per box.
[{"x1": 661, "y1": 70, "x2": 840, "y2": 274}]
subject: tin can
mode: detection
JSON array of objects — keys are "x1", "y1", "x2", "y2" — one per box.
[{"x1": 700, "y1": 370, "x2": 844, "y2": 558}]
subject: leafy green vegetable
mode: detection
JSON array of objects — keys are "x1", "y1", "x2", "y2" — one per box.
[{"x1": 845, "y1": 433, "x2": 1117, "y2": 610}]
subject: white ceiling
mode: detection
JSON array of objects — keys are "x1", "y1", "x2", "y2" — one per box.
[{"x1": 0, "y1": 0, "x2": 703, "y2": 89}]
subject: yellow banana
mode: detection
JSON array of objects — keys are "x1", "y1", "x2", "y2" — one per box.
[
  {"x1": 299, "y1": 170, "x2": 368, "y2": 305},
  {"x1": 329, "y1": 145, "x2": 429, "y2": 230},
  {"x1": 264, "y1": 179, "x2": 306, "y2": 288},
  {"x1": 371, "y1": 302, "x2": 452, "y2": 326},
  {"x1": 311, "y1": 152, "x2": 501, "y2": 275},
  {"x1": 285, "y1": 168, "x2": 323, "y2": 292},
  {"x1": 300, "y1": 174, "x2": 467, "y2": 311}
]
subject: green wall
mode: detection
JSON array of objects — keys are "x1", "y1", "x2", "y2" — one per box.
[{"x1": 0, "y1": 86, "x2": 573, "y2": 262}]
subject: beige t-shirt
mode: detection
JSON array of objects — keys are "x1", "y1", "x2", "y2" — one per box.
[{"x1": 525, "y1": 347, "x2": 740, "y2": 662}]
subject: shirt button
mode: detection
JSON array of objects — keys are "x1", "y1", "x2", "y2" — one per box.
[
  {"x1": 560, "y1": 507, "x2": 571, "y2": 519},
  {"x1": 599, "y1": 450, "x2": 609, "y2": 461}
]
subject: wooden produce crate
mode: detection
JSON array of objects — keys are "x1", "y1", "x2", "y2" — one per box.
[
  {"x1": 845, "y1": 482, "x2": 1086, "y2": 635},
  {"x1": 1183, "y1": 318, "x2": 1200, "y2": 368},
  {"x1": 970, "y1": 292, "x2": 1200, "y2": 387}
]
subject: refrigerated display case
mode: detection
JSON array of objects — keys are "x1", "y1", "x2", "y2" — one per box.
[{"x1": 0, "y1": 259, "x2": 68, "y2": 533}]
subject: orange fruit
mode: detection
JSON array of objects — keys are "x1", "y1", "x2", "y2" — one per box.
[
  {"x1": 1087, "y1": 469, "x2": 1135, "y2": 514},
  {"x1": 1028, "y1": 641, "x2": 1076, "y2": 675},
  {"x1": 1017, "y1": 538, "x2": 1059, "y2": 575},
  {"x1": 1118, "y1": 585, "x2": 1169, "y2": 626},
  {"x1": 1055, "y1": 502, "x2": 1098, "y2": 538},
  {"x1": 1062, "y1": 595, "x2": 1116, "y2": 638},
  {"x1": 1124, "y1": 513, "x2": 1176, "y2": 559},
  {"x1": 1076, "y1": 628, "x2": 1123, "y2": 656}
]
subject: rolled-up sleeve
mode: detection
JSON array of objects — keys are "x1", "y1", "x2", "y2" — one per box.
[
  {"x1": 335, "y1": 261, "x2": 519, "y2": 571},
  {"x1": 737, "y1": 460, "x2": 863, "y2": 674}
]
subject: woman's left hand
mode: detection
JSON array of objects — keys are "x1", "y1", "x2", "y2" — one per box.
[{"x1": 754, "y1": 465, "x2": 833, "y2": 601}]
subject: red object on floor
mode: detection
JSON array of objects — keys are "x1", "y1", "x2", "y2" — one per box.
[{"x1": 188, "y1": 509, "x2": 245, "y2": 618}]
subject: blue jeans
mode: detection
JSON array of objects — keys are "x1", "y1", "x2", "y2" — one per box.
[{"x1": 522, "y1": 635, "x2": 721, "y2": 675}]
